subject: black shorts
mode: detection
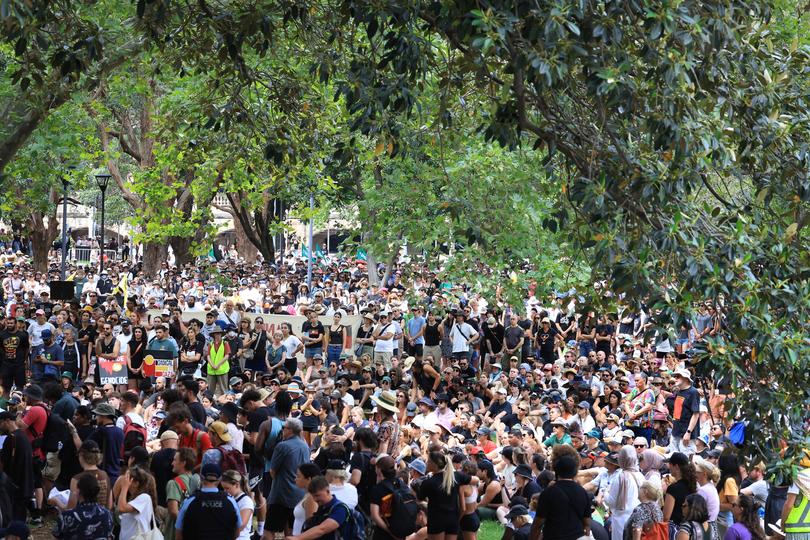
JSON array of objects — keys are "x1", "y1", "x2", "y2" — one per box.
[
  {"x1": 1, "y1": 363, "x2": 26, "y2": 392},
  {"x1": 268, "y1": 503, "x2": 295, "y2": 532},
  {"x1": 408, "y1": 343, "x2": 424, "y2": 357},
  {"x1": 32, "y1": 457, "x2": 44, "y2": 489},
  {"x1": 460, "y1": 511, "x2": 481, "y2": 532},
  {"x1": 427, "y1": 512, "x2": 460, "y2": 535}
]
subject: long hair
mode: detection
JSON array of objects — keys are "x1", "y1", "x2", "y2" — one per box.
[
  {"x1": 128, "y1": 466, "x2": 157, "y2": 511},
  {"x1": 676, "y1": 461, "x2": 699, "y2": 494},
  {"x1": 717, "y1": 450, "x2": 741, "y2": 494},
  {"x1": 683, "y1": 493, "x2": 709, "y2": 523},
  {"x1": 735, "y1": 494, "x2": 765, "y2": 540},
  {"x1": 429, "y1": 451, "x2": 454, "y2": 495}
]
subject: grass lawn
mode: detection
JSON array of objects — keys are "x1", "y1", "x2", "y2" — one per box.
[{"x1": 480, "y1": 519, "x2": 504, "y2": 540}]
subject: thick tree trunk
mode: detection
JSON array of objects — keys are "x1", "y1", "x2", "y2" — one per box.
[
  {"x1": 29, "y1": 229, "x2": 53, "y2": 273},
  {"x1": 169, "y1": 236, "x2": 196, "y2": 267},
  {"x1": 233, "y1": 217, "x2": 258, "y2": 263},
  {"x1": 142, "y1": 242, "x2": 168, "y2": 277}
]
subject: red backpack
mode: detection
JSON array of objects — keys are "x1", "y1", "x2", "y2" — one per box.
[
  {"x1": 121, "y1": 415, "x2": 147, "y2": 458},
  {"x1": 217, "y1": 447, "x2": 247, "y2": 476}
]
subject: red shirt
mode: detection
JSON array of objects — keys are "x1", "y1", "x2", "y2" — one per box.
[
  {"x1": 22, "y1": 404, "x2": 48, "y2": 459},
  {"x1": 178, "y1": 428, "x2": 212, "y2": 466}
]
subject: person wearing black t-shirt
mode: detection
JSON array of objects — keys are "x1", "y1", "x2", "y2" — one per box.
[
  {"x1": 301, "y1": 310, "x2": 326, "y2": 360},
  {"x1": 369, "y1": 456, "x2": 401, "y2": 540},
  {"x1": 535, "y1": 318, "x2": 559, "y2": 363},
  {"x1": 0, "y1": 316, "x2": 28, "y2": 394},
  {"x1": 417, "y1": 451, "x2": 471, "y2": 536},
  {"x1": 531, "y1": 455, "x2": 591, "y2": 540},
  {"x1": 595, "y1": 315, "x2": 615, "y2": 356}
]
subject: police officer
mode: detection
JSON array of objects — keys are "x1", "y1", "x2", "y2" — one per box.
[{"x1": 175, "y1": 462, "x2": 241, "y2": 540}]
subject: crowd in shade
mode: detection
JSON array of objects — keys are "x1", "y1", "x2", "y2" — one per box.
[{"x1": 0, "y1": 248, "x2": 807, "y2": 540}]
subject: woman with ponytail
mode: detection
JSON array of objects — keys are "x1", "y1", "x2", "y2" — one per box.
[{"x1": 418, "y1": 450, "x2": 472, "y2": 540}]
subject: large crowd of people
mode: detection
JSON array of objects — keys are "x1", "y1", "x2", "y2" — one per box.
[{"x1": 0, "y1": 248, "x2": 806, "y2": 540}]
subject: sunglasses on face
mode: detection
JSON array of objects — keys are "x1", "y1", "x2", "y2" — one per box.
[{"x1": 634, "y1": 444, "x2": 646, "y2": 449}]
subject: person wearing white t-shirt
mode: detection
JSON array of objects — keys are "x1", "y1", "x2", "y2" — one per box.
[
  {"x1": 117, "y1": 469, "x2": 156, "y2": 540},
  {"x1": 281, "y1": 323, "x2": 304, "y2": 368},
  {"x1": 221, "y1": 470, "x2": 254, "y2": 540},
  {"x1": 372, "y1": 311, "x2": 397, "y2": 369},
  {"x1": 449, "y1": 312, "x2": 479, "y2": 360}
]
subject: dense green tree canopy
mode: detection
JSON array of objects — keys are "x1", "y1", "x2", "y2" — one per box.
[{"x1": 0, "y1": 0, "x2": 808, "y2": 476}]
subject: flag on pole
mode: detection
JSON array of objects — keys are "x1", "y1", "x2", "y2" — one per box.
[{"x1": 113, "y1": 272, "x2": 128, "y2": 299}]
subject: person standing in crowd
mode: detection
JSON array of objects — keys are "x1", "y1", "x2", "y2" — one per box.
[
  {"x1": 677, "y1": 494, "x2": 712, "y2": 540},
  {"x1": 530, "y1": 454, "x2": 591, "y2": 540},
  {"x1": 176, "y1": 463, "x2": 241, "y2": 540},
  {"x1": 163, "y1": 447, "x2": 200, "y2": 540},
  {"x1": 268, "y1": 417, "x2": 311, "y2": 537},
  {"x1": 88, "y1": 403, "x2": 125, "y2": 486},
  {"x1": 206, "y1": 325, "x2": 231, "y2": 396},
  {"x1": 669, "y1": 369, "x2": 701, "y2": 455},
  {"x1": 724, "y1": 494, "x2": 765, "y2": 540},
  {"x1": 0, "y1": 410, "x2": 34, "y2": 522},
  {"x1": 117, "y1": 466, "x2": 157, "y2": 539},
  {"x1": 418, "y1": 450, "x2": 469, "y2": 540},
  {"x1": 52, "y1": 473, "x2": 114, "y2": 540},
  {"x1": 1, "y1": 314, "x2": 29, "y2": 396},
  {"x1": 605, "y1": 445, "x2": 645, "y2": 540},
  {"x1": 221, "y1": 470, "x2": 255, "y2": 540}
]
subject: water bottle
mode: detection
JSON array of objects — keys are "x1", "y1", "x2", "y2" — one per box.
[{"x1": 758, "y1": 505, "x2": 766, "y2": 528}]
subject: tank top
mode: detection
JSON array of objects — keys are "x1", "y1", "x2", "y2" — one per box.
[
  {"x1": 424, "y1": 321, "x2": 441, "y2": 346},
  {"x1": 465, "y1": 485, "x2": 478, "y2": 504},
  {"x1": 100, "y1": 337, "x2": 115, "y2": 355},
  {"x1": 292, "y1": 497, "x2": 308, "y2": 535},
  {"x1": 328, "y1": 325, "x2": 344, "y2": 345}
]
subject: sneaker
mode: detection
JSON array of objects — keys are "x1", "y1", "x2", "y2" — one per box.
[
  {"x1": 249, "y1": 533, "x2": 261, "y2": 540},
  {"x1": 28, "y1": 516, "x2": 43, "y2": 527}
]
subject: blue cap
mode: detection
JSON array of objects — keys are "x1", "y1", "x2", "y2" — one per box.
[
  {"x1": 408, "y1": 458, "x2": 427, "y2": 476},
  {"x1": 586, "y1": 429, "x2": 602, "y2": 439},
  {"x1": 41, "y1": 329, "x2": 53, "y2": 339},
  {"x1": 418, "y1": 397, "x2": 435, "y2": 408},
  {"x1": 578, "y1": 401, "x2": 591, "y2": 409},
  {"x1": 201, "y1": 462, "x2": 221, "y2": 480},
  {"x1": 405, "y1": 403, "x2": 417, "y2": 416},
  {"x1": 214, "y1": 320, "x2": 227, "y2": 331},
  {"x1": 567, "y1": 339, "x2": 577, "y2": 347}
]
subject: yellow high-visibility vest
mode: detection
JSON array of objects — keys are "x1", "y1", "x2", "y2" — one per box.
[
  {"x1": 207, "y1": 341, "x2": 230, "y2": 376},
  {"x1": 786, "y1": 469, "x2": 810, "y2": 534}
]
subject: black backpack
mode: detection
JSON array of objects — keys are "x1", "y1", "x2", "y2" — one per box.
[
  {"x1": 386, "y1": 480, "x2": 419, "y2": 538},
  {"x1": 29, "y1": 404, "x2": 71, "y2": 455}
]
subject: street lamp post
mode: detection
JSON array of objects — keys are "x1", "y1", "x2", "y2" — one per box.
[
  {"x1": 95, "y1": 173, "x2": 111, "y2": 274},
  {"x1": 60, "y1": 173, "x2": 70, "y2": 280},
  {"x1": 307, "y1": 192, "x2": 314, "y2": 289}
]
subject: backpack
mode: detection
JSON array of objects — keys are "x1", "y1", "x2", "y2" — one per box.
[
  {"x1": 217, "y1": 447, "x2": 247, "y2": 476},
  {"x1": 30, "y1": 404, "x2": 70, "y2": 455},
  {"x1": 122, "y1": 415, "x2": 147, "y2": 458},
  {"x1": 338, "y1": 502, "x2": 366, "y2": 540},
  {"x1": 262, "y1": 417, "x2": 284, "y2": 460},
  {"x1": 385, "y1": 480, "x2": 419, "y2": 538},
  {"x1": 306, "y1": 500, "x2": 366, "y2": 540}
]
